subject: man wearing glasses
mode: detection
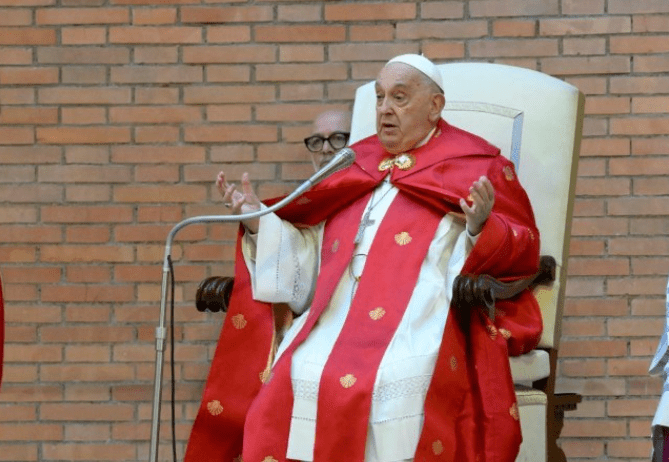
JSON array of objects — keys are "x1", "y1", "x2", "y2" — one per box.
[{"x1": 303, "y1": 110, "x2": 351, "y2": 171}]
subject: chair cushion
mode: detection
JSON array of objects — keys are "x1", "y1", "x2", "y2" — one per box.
[{"x1": 510, "y1": 349, "x2": 550, "y2": 383}]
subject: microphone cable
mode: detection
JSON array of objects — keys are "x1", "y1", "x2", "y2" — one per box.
[{"x1": 167, "y1": 255, "x2": 177, "y2": 462}]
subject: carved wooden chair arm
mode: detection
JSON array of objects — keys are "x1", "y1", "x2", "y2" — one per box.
[
  {"x1": 195, "y1": 276, "x2": 234, "y2": 313},
  {"x1": 452, "y1": 255, "x2": 556, "y2": 321}
]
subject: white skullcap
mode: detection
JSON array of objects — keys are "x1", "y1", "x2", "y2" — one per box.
[{"x1": 386, "y1": 54, "x2": 443, "y2": 92}]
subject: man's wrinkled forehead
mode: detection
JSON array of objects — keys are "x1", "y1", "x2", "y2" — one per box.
[{"x1": 375, "y1": 63, "x2": 424, "y2": 90}]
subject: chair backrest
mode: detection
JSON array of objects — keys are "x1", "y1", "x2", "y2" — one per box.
[{"x1": 350, "y1": 62, "x2": 584, "y2": 350}]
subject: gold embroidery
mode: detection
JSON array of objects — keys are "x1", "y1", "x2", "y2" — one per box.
[
  {"x1": 378, "y1": 158, "x2": 395, "y2": 171},
  {"x1": 378, "y1": 153, "x2": 417, "y2": 171},
  {"x1": 500, "y1": 328, "x2": 512, "y2": 340},
  {"x1": 394, "y1": 231, "x2": 412, "y2": 246},
  {"x1": 432, "y1": 439, "x2": 444, "y2": 455},
  {"x1": 231, "y1": 314, "x2": 247, "y2": 330},
  {"x1": 262, "y1": 457, "x2": 278, "y2": 462},
  {"x1": 206, "y1": 400, "x2": 223, "y2": 416},
  {"x1": 528, "y1": 228, "x2": 535, "y2": 240},
  {"x1": 450, "y1": 356, "x2": 458, "y2": 371},
  {"x1": 512, "y1": 228, "x2": 518, "y2": 237},
  {"x1": 296, "y1": 197, "x2": 311, "y2": 206},
  {"x1": 395, "y1": 153, "x2": 416, "y2": 170},
  {"x1": 503, "y1": 165, "x2": 515, "y2": 181},
  {"x1": 233, "y1": 455, "x2": 243, "y2": 462},
  {"x1": 340, "y1": 374, "x2": 357, "y2": 388},
  {"x1": 487, "y1": 324, "x2": 498, "y2": 340},
  {"x1": 260, "y1": 367, "x2": 271, "y2": 384},
  {"x1": 369, "y1": 307, "x2": 386, "y2": 320},
  {"x1": 510, "y1": 403, "x2": 519, "y2": 421},
  {"x1": 332, "y1": 239, "x2": 340, "y2": 253}
]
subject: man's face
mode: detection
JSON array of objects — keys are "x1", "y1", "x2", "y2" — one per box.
[
  {"x1": 375, "y1": 63, "x2": 442, "y2": 155},
  {"x1": 307, "y1": 111, "x2": 350, "y2": 171}
]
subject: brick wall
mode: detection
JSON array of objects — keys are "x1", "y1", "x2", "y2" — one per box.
[{"x1": 0, "y1": 1, "x2": 667, "y2": 461}]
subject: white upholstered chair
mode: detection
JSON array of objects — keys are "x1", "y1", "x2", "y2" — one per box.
[{"x1": 350, "y1": 62, "x2": 585, "y2": 462}]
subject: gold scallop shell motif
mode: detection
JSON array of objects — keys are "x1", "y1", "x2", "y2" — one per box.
[
  {"x1": 450, "y1": 356, "x2": 458, "y2": 371},
  {"x1": 510, "y1": 403, "x2": 519, "y2": 421},
  {"x1": 206, "y1": 400, "x2": 223, "y2": 416},
  {"x1": 432, "y1": 439, "x2": 444, "y2": 455},
  {"x1": 231, "y1": 314, "x2": 247, "y2": 329},
  {"x1": 340, "y1": 374, "x2": 357, "y2": 388},
  {"x1": 503, "y1": 165, "x2": 515, "y2": 181},
  {"x1": 394, "y1": 231, "x2": 412, "y2": 246},
  {"x1": 500, "y1": 328, "x2": 512, "y2": 340},
  {"x1": 262, "y1": 457, "x2": 278, "y2": 462},
  {"x1": 369, "y1": 307, "x2": 386, "y2": 320}
]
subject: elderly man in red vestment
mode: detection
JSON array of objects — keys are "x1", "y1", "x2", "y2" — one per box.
[{"x1": 185, "y1": 54, "x2": 542, "y2": 462}]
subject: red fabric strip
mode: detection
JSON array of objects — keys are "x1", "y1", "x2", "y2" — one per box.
[{"x1": 314, "y1": 192, "x2": 443, "y2": 460}]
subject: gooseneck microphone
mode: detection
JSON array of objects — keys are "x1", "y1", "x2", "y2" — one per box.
[{"x1": 148, "y1": 147, "x2": 356, "y2": 462}]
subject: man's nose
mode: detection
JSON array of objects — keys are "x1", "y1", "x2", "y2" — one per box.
[
  {"x1": 378, "y1": 97, "x2": 392, "y2": 114},
  {"x1": 322, "y1": 139, "x2": 335, "y2": 154}
]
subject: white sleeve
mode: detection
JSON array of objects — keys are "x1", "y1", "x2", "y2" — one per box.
[{"x1": 241, "y1": 212, "x2": 323, "y2": 315}]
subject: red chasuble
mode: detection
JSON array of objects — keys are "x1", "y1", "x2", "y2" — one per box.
[{"x1": 184, "y1": 119, "x2": 542, "y2": 462}]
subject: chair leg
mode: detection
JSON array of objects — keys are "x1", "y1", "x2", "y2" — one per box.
[{"x1": 547, "y1": 393, "x2": 581, "y2": 462}]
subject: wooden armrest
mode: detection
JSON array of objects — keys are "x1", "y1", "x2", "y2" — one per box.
[
  {"x1": 452, "y1": 255, "x2": 556, "y2": 321},
  {"x1": 195, "y1": 276, "x2": 234, "y2": 313}
]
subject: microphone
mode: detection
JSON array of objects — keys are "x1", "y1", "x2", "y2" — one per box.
[
  {"x1": 307, "y1": 147, "x2": 356, "y2": 187},
  {"x1": 149, "y1": 146, "x2": 356, "y2": 462}
]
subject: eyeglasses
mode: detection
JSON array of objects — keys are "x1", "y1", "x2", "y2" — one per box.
[{"x1": 304, "y1": 132, "x2": 350, "y2": 153}]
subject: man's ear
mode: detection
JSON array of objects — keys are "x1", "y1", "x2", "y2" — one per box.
[{"x1": 429, "y1": 93, "x2": 446, "y2": 123}]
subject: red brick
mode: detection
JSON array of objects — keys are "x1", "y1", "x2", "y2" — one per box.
[
  {"x1": 0, "y1": 444, "x2": 37, "y2": 462},
  {"x1": 40, "y1": 245, "x2": 134, "y2": 263},
  {"x1": 0, "y1": 66, "x2": 58, "y2": 85},
  {"x1": 421, "y1": 2, "x2": 464, "y2": 19},
  {"x1": 0, "y1": 27, "x2": 56, "y2": 45},
  {"x1": 65, "y1": 305, "x2": 112, "y2": 323},
  {"x1": 277, "y1": 4, "x2": 321, "y2": 22},
  {"x1": 0, "y1": 47, "x2": 32, "y2": 64},
  {"x1": 205, "y1": 64, "x2": 251, "y2": 82},
  {"x1": 37, "y1": 127, "x2": 131, "y2": 145},
  {"x1": 61, "y1": 26, "x2": 106, "y2": 44},
  {"x1": 257, "y1": 25, "x2": 345, "y2": 43},
  {"x1": 0, "y1": 9, "x2": 32, "y2": 26},
  {"x1": 561, "y1": 418, "x2": 627, "y2": 437},
  {"x1": 0, "y1": 206, "x2": 37, "y2": 223},
  {"x1": 563, "y1": 37, "x2": 607, "y2": 56},
  {"x1": 0, "y1": 127, "x2": 36, "y2": 145},
  {"x1": 206, "y1": 104, "x2": 252, "y2": 122},
  {"x1": 183, "y1": 44, "x2": 276, "y2": 63},
  {"x1": 114, "y1": 185, "x2": 206, "y2": 203},
  {"x1": 61, "y1": 65, "x2": 106, "y2": 84},
  {"x1": 329, "y1": 43, "x2": 417, "y2": 62},
  {"x1": 612, "y1": 35, "x2": 669, "y2": 54},
  {"x1": 61, "y1": 107, "x2": 106, "y2": 125},
  {"x1": 184, "y1": 124, "x2": 277, "y2": 143},
  {"x1": 111, "y1": 65, "x2": 202, "y2": 83},
  {"x1": 0, "y1": 225, "x2": 61, "y2": 243},
  {"x1": 65, "y1": 185, "x2": 112, "y2": 203},
  {"x1": 37, "y1": 7, "x2": 129, "y2": 24},
  {"x1": 325, "y1": 2, "x2": 415, "y2": 21},
  {"x1": 608, "y1": 317, "x2": 664, "y2": 336},
  {"x1": 110, "y1": 26, "x2": 200, "y2": 44},
  {"x1": 422, "y1": 41, "x2": 466, "y2": 60},
  {"x1": 471, "y1": 0, "x2": 558, "y2": 16},
  {"x1": 37, "y1": 46, "x2": 130, "y2": 64},
  {"x1": 398, "y1": 20, "x2": 488, "y2": 40},
  {"x1": 66, "y1": 266, "x2": 111, "y2": 283},
  {"x1": 256, "y1": 63, "x2": 348, "y2": 81},
  {"x1": 206, "y1": 25, "x2": 250, "y2": 43},
  {"x1": 134, "y1": 164, "x2": 180, "y2": 182},
  {"x1": 470, "y1": 38, "x2": 558, "y2": 58},
  {"x1": 181, "y1": 6, "x2": 273, "y2": 23},
  {"x1": 134, "y1": 126, "x2": 180, "y2": 144},
  {"x1": 633, "y1": 14, "x2": 669, "y2": 32},
  {"x1": 184, "y1": 85, "x2": 274, "y2": 104},
  {"x1": 110, "y1": 105, "x2": 202, "y2": 124},
  {"x1": 540, "y1": 17, "x2": 631, "y2": 35},
  {"x1": 492, "y1": 20, "x2": 537, "y2": 37},
  {"x1": 350, "y1": 24, "x2": 395, "y2": 42},
  {"x1": 132, "y1": 7, "x2": 177, "y2": 25},
  {"x1": 541, "y1": 56, "x2": 631, "y2": 75},
  {"x1": 39, "y1": 87, "x2": 131, "y2": 104},
  {"x1": 279, "y1": 45, "x2": 324, "y2": 63},
  {"x1": 575, "y1": 177, "x2": 630, "y2": 196},
  {"x1": 132, "y1": 46, "x2": 178, "y2": 64}
]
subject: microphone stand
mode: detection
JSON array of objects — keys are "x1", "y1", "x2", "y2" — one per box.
[{"x1": 148, "y1": 148, "x2": 355, "y2": 462}]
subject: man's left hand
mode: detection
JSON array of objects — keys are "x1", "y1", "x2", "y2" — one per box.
[{"x1": 460, "y1": 175, "x2": 494, "y2": 236}]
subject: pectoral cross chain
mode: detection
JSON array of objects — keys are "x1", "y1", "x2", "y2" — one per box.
[{"x1": 354, "y1": 210, "x2": 375, "y2": 245}]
